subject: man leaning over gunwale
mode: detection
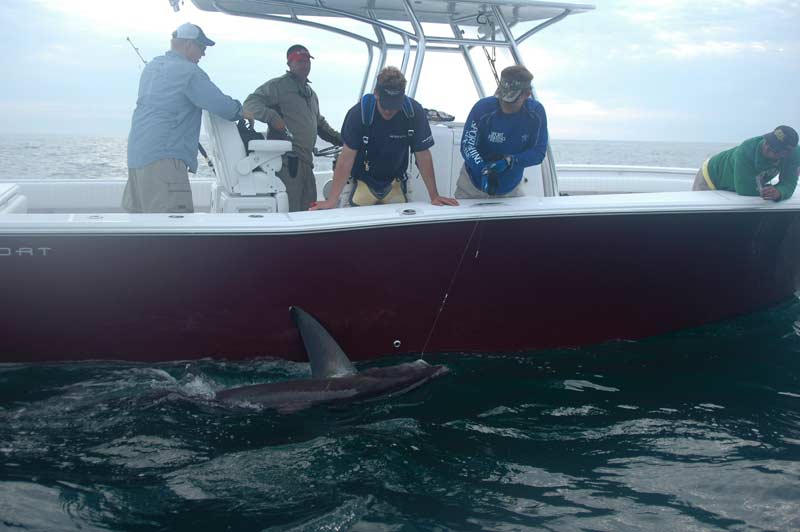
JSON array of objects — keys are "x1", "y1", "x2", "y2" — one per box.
[{"x1": 693, "y1": 125, "x2": 799, "y2": 201}]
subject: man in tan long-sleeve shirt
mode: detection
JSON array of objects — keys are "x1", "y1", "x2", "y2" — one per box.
[{"x1": 244, "y1": 44, "x2": 342, "y2": 211}]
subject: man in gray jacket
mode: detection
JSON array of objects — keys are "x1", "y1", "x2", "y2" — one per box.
[
  {"x1": 124, "y1": 23, "x2": 252, "y2": 213},
  {"x1": 244, "y1": 44, "x2": 343, "y2": 211}
]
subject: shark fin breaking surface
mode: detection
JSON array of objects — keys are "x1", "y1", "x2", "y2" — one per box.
[{"x1": 290, "y1": 306, "x2": 357, "y2": 379}]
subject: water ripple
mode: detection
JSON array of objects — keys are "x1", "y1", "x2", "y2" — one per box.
[{"x1": 1, "y1": 302, "x2": 800, "y2": 530}]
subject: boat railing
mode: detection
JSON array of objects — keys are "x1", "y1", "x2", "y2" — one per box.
[{"x1": 556, "y1": 164, "x2": 697, "y2": 195}]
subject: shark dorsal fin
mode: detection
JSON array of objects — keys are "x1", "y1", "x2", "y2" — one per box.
[{"x1": 290, "y1": 307, "x2": 357, "y2": 379}]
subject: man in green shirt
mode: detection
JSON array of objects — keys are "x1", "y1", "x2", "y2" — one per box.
[
  {"x1": 244, "y1": 45, "x2": 342, "y2": 211},
  {"x1": 693, "y1": 125, "x2": 799, "y2": 201}
]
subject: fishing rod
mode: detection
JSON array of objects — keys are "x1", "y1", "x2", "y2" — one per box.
[
  {"x1": 125, "y1": 36, "x2": 213, "y2": 169},
  {"x1": 125, "y1": 37, "x2": 147, "y2": 65},
  {"x1": 476, "y1": 13, "x2": 500, "y2": 86}
]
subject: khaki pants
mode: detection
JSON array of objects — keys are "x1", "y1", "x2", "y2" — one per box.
[
  {"x1": 692, "y1": 159, "x2": 715, "y2": 191},
  {"x1": 349, "y1": 179, "x2": 407, "y2": 206},
  {"x1": 454, "y1": 163, "x2": 523, "y2": 199},
  {"x1": 277, "y1": 158, "x2": 317, "y2": 212},
  {"x1": 692, "y1": 168, "x2": 713, "y2": 191},
  {"x1": 692, "y1": 169, "x2": 711, "y2": 191},
  {"x1": 123, "y1": 159, "x2": 193, "y2": 213}
]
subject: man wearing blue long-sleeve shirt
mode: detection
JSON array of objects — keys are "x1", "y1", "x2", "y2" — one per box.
[
  {"x1": 456, "y1": 65, "x2": 548, "y2": 199},
  {"x1": 124, "y1": 23, "x2": 253, "y2": 213}
]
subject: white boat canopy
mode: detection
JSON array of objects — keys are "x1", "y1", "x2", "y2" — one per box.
[
  {"x1": 182, "y1": 0, "x2": 593, "y2": 97},
  {"x1": 186, "y1": 0, "x2": 594, "y2": 25}
]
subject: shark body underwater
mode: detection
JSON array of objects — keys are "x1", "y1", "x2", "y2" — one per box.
[{"x1": 216, "y1": 307, "x2": 449, "y2": 413}]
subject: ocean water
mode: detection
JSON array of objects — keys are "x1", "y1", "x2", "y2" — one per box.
[
  {"x1": 0, "y1": 134, "x2": 736, "y2": 180},
  {"x1": 2, "y1": 135, "x2": 798, "y2": 531},
  {"x1": 2, "y1": 301, "x2": 799, "y2": 531}
]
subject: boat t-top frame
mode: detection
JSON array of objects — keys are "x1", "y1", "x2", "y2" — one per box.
[{"x1": 178, "y1": 0, "x2": 594, "y2": 195}]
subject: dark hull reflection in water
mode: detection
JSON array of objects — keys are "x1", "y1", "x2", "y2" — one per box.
[{"x1": 2, "y1": 301, "x2": 800, "y2": 531}]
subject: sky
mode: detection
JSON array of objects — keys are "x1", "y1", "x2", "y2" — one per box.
[{"x1": 0, "y1": 0, "x2": 797, "y2": 142}]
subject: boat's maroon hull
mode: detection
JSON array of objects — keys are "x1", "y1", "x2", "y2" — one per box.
[{"x1": 2, "y1": 210, "x2": 799, "y2": 363}]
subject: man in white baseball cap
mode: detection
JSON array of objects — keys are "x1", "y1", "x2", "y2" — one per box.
[
  {"x1": 172, "y1": 22, "x2": 216, "y2": 48},
  {"x1": 124, "y1": 23, "x2": 253, "y2": 213}
]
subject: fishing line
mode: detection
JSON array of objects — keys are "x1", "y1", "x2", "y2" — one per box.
[{"x1": 420, "y1": 219, "x2": 481, "y2": 359}]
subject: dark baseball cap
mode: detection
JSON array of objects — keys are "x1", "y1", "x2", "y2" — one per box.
[
  {"x1": 764, "y1": 125, "x2": 798, "y2": 154},
  {"x1": 172, "y1": 23, "x2": 215, "y2": 47},
  {"x1": 376, "y1": 84, "x2": 405, "y2": 111}
]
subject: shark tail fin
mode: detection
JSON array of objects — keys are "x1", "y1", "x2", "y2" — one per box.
[{"x1": 290, "y1": 307, "x2": 357, "y2": 379}]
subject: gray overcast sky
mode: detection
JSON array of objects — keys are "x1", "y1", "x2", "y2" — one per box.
[{"x1": 0, "y1": 0, "x2": 797, "y2": 142}]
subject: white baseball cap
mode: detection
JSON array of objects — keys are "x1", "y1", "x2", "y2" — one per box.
[{"x1": 172, "y1": 23, "x2": 215, "y2": 47}]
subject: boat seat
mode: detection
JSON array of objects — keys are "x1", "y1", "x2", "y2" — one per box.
[
  {"x1": 0, "y1": 183, "x2": 28, "y2": 214},
  {"x1": 202, "y1": 111, "x2": 291, "y2": 213}
]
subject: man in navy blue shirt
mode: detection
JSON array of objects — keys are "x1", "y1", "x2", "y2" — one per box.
[
  {"x1": 310, "y1": 67, "x2": 458, "y2": 209},
  {"x1": 457, "y1": 65, "x2": 548, "y2": 199}
]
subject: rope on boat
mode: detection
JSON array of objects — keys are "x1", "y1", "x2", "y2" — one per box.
[{"x1": 420, "y1": 220, "x2": 481, "y2": 360}]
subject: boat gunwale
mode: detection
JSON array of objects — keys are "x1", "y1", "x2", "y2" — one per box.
[{"x1": 1, "y1": 192, "x2": 799, "y2": 236}]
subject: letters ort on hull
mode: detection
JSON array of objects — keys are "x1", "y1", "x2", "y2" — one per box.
[{"x1": 0, "y1": 247, "x2": 51, "y2": 256}]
